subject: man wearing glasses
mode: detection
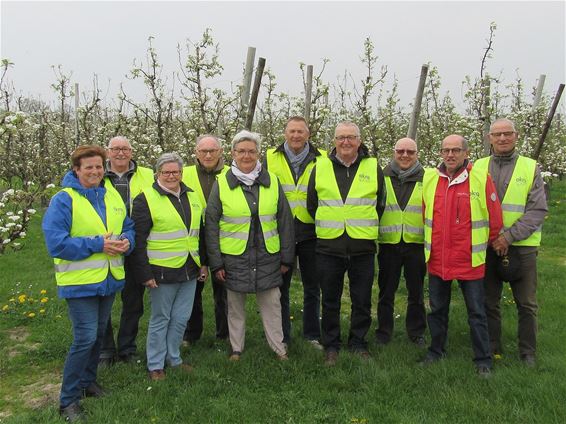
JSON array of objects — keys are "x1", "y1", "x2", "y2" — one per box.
[
  {"x1": 375, "y1": 138, "x2": 426, "y2": 348},
  {"x1": 420, "y1": 134, "x2": 502, "y2": 377},
  {"x1": 475, "y1": 119, "x2": 548, "y2": 367},
  {"x1": 100, "y1": 136, "x2": 154, "y2": 366},
  {"x1": 182, "y1": 134, "x2": 229, "y2": 344},
  {"x1": 264, "y1": 116, "x2": 326, "y2": 348},
  {"x1": 307, "y1": 121, "x2": 385, "y2": 366}
]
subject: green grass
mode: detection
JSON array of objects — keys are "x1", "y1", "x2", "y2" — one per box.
[{"x1": 1, "y1": 181, "x2": 566, "y2": 423}]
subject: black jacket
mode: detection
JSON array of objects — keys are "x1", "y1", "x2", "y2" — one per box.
[
  {"x1": 307, "y1": 145, "x2": 385, "y2": 257},
  {"x1": 130, "y1": 182, "x2": 206, "y2": 285}
]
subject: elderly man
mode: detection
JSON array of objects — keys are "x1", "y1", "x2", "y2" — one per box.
[
  {"x1": 182, "y1": 134, "x2": 229, "y2": 343},
  {"x1": 264, "y1": 116, "x2": 326, "y2": 347},
  {"x1": 307, "y1": 121, "x2": 385, "y2": 366},
  {"x1": 420, "y1": 134, "x2": 503, "y2": 377},
  {"x1": 376, "y1": 137, "x2": 426, "y2": 347},
  {"x1": 100, "y1": 136, "x2": 154, "y2": 365},
  {"x1": 475, "y1": 119, "x2": 548, "y2": 367}
]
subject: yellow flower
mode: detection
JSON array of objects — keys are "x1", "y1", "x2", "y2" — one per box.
[
  {"x1": 40, "y1": 289, "x2": 47, "y2": 295},
  {"x1": 18, "y1": 294, "x2": 27, "y2": 303},
  {"x1": 9, "y1": 298, "x2": 15, "y2": 302},
  {"x1": 39, "y1": 309, "x2": 46, "y2": 314},
  {"x1": 28, "y1": 312, "x2": 36, "y2": 318},
  {"x1": 2, "y1": 305, "x2": 9, "y2": 311},
  {"x1": 40, "y1": 297, "x2": 49, "y2": 303}
]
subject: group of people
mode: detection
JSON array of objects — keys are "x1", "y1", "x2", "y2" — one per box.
[{"x1": 42, "y1": 117, "x2": 547, "y2": 422}]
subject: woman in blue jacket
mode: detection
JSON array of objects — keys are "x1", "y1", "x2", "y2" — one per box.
[{"x1": 42, "y1": 145, "x2": 135, "y2": 422}]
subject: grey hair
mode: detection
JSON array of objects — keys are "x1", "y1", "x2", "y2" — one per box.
[
  {"x1": 107, "y1": 136, "x2": 131, "y2": 148},
  {"x1": 490, "y1": 118, "x2": 517, "y2": 133},
  {"x1": 335, "y1": 121, "x2": 361, "y2": 137},
  {"x1": 461, "y1": 137, "x2": 469, "y2": 150},
  {"x1": 196, "y1": 134, "x2": 222, "y2": 149},
  {"x1": 231, "y1": 130, "x2": 261, "y2": 151},
  {"x1": 155, "y1": 152, "x2": 183, "y2": 173}
]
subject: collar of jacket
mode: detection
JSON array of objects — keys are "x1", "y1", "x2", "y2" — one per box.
[
  {"x1": 225, "y1": 167, "x2": 272, "y2": 189},
  {"x1": 328, "y1": 144, "x2": 370, "y2": 167},
  {"x1": 104, "y1": 159, "x2": 137, "y2": 178},
  {"x1": 274, "y1": 141, "x2": 322, "y2": 157},
  {"x1": 491, "y1": 149, "x2": 519, "y2": 164},
  {"x1": 383, "y1": 162, "x2": 424, "y2": 180},
  {"x1": 196, "y1": 157, "x2": 226, "y2": 174},
  {"x1": 151, "y1": 180, "x2": 193, "y2": 197},
  {"x1": 438, "y1": 159, "x2": 471, "y2": 179}
]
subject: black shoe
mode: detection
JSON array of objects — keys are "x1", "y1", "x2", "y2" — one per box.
[
  {"x1": 418, "y1": 354, "x2": 441, "y2": 367},
  {"x1": 98, "y1": 357, "x2": 114, "y2": 369},
  {"x1": 476, "y1": 365, "x2": 492, "y2": 379},
  {"x1": 410, "y1": 336, "x2": 427, "y2": 348},
  {"x1": 375, "y1": 336, "x2": 390, "y2": 346},
  {"x1": 59, "y1": 402, "x2": 85, "y2": 422},
  {"x1": 521, "y1": 354, "x2": 536, "y2": 368},
  {"x1": 81, "y1": 381, "x2": 106, "y2": 399},
  {"x1": 117, "y1": 353, "x2": 138, "y2": 364},
  {"x1": 324, "y1": 350, "x2": 338, "y2": 367}
]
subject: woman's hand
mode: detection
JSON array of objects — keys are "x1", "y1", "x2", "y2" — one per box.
[
  {"x1": 144, "y1": 278, "x2": 158, "y2": 289},
  {"x1": 198, "y1": 266, "x2": 209, "y2": 282}
]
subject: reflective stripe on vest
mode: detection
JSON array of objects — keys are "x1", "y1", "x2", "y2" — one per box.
[
  {"x1": 314, "y1": 157, "x2": 379, "y2": 240},
  {"x1": 182, "y1": 164, "x2": 229, "y2": 208},
  {"x1": 144, "y1": 187, "x2": 202, "y2": 268},
  {"x1": 217, "y1": 172, "x2": 280, "y2": 255},
  {"x1": 54, "y1": 187, "x2": 126, "y2": 286},
  {"x1": 422, "y1": 167, "x2": 490, "y2": 267},
  {"x1": 475, "y1": 156, "x2": 541, "y2": 246},
  {"x1": 266, "y1": 148, "x2": 326, "y2": 224},
  {"x1": 378, "y1": 176, "x2": 424, "y2": 244}
]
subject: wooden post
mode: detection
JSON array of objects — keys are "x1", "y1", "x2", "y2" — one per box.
[
  {"x1": 481, "y1": 76, "x2": 491, "y2": 155},
  {"x1": 241, "y1": 47, "x2": 256, "y2": 112},
  {"x1": 304, "y1": 65, "x2": 313, "y2": 124},
  {"x1": 74, "y1": 83, "x2": 80, "y2": 146},
  {"x1": 406, "y1": 64, "x2": 428, "y2": 143},
  {"x1": 532, "y1": 83, "x2": 565, "y2": 161},
  {"x1": 533, "y1": 74, "x2": 546, "y2": 110},
  {"x1": 245, "y1": 57, "x2": 266, "y2": 131}
]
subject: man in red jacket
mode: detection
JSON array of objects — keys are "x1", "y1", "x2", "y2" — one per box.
[{"x1": 420, "y1": 134, "x2": 503, "y2": 377}]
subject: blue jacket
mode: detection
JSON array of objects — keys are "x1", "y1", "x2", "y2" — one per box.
[{"x1": 42, "y1": 171, "x2": 135, "y2": 299}]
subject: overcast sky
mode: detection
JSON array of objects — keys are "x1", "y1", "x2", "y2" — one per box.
[{"x1": 1, "y1": 0, "x2": 565, "y2": 111}]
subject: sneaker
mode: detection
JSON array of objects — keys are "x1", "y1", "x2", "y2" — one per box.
[
  {"x1": 148, "y1": 369, "x2": 166, "y2": 381},
  {"x1": 117, "y1": 353, "x2": 138, "y2": 364},
  {"x1": 97, "y1": 357, "x2": 114, "y2": 369},
  {"x1": 324, "y1": 350, "x2": 338, "y2": 367},
  {"x1": 476, "y1": 365, "x2": 492, "y2": 379},
  {"x1": 277, "y1": 353, "x2": 289, "y2": 361},
  {"x1": 521, "y1": 354, "x2": 536, "y2": 368},
  {"x1": 410, "y1": 336, "x2": 427, "y2": 348},
  {"x1": 59, "y1": 402, "x2": 85, "y2": 422},
  {"x1": 307, "y1": 339, "x2": 324, "y2": 351},
  {"x1": 229, "y1": 351, "x2": 242, "y2": 362},
  {"x1": 81, "y1": 381, "x2": 105, "y2": 399}
]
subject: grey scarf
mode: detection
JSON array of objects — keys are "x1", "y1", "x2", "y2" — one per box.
[
  {"x1": 389, "y1": 160, "x2": 422, "y2": 183},
  {"x1": 284, "y1": 141, "x2": 310, "y2": 177}
]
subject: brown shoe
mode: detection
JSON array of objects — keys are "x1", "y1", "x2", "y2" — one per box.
[
  {"x1": 277, "y1": 353, "x2": 289, "y2": 361},
  {"x1": 148, "y1": 369, "x2": 166, "y2": 381},
  {"x1": 324, "y1": 350, "x2": 338, "y2": 367},
  {"x1": 229, "y1": 351, "x2": 241, "y2": 361}
]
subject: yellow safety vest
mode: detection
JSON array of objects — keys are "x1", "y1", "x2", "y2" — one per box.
[
  {"x1": 266, "y1": 147, "x2": 326, "y2": 224},
  {"x1": 54, "y1": 187, "x2": 126, "y2": 286},
  {"x1": 314, "y1": 157, "x2": 379, "y2": 240},
  {"x1": 104, "y1": 166, "x2": 154, "y2": 210},
  {"x1": 423, "y1": 167, "x2": 490, "y2": 267},
  {"x1": 474, "y1": 156, "x2": 541, "y2": 246},
  {"x1": 217, "y1": 172, "x2": 280, "y2": 255},
  {"x1": 182, "y1": 164, "x2": 229, "y2": 207},
  {"x1": 144, "y1": 187, "x2": 202, "y2": 268},
  {"x1": 378, "y1": 176, "x2": 424, "y2": 244}
]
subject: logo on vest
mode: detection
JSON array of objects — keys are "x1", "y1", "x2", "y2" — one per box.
[
  {"x1": 113, "y1": 206, "x2": 125, "y2": 215},
  {"x1": 515, "y1": 176, "x2": 527, "y2": 186},
  {"x1": 469, "y1": 190, "x2": 480, "y2": 200},
  {"x1": 358, "y1": 173, "x2": 371, "y2": 183}
]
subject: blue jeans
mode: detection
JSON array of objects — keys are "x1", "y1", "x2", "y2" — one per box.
[
  {"x1": 60, "y1": 294, "x2": 115, "y2": 408},
  {"x1": 146, "y1": 280, "x2": 196, "y2": 371},
  {"x1": 318, "y1": 253, "x2": 375, "y2": 352},
  {"x1": 427, "y1": 275, "x2": 492, "y2": 367}
]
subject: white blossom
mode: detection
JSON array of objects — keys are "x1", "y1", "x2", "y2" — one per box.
[
  {"x1": 27, "y1": 209, "x2": 36, "y2": 214},
  {"x1": 3, "y1": 239, "x2": 11, "y2": 244}
]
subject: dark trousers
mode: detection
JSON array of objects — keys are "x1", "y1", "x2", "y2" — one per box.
[
  {"x1": 185, "y1": 272, "x2": 229, "y2": 341},
  {"x1": 376, "y1": 243, "x2": 426, "y2": 342},
  {"x1": 318, "y1": 252, "x2": 375, "y2": 352},
  {"x1": 281, "y1": 238, "x2": 320, "y2": 343},
  {"x1": 427, "y1": 274, "x2": 492, "y2": 367},
  {"x1": 484, "y1": 248, "x2": 538, "y2": 356},
  {"x1": 101, "y1": 269, "x2": 145, "y2": 358}
]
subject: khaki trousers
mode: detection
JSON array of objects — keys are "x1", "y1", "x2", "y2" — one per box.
[{"x1": 227, "y1": 287, "x2": 286, "y2": 356}]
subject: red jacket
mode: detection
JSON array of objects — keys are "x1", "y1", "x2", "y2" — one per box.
[{"x1": 426, "y1": 161, "x2": 503, "y2": 281}]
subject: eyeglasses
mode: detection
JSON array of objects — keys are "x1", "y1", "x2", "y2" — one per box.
[
  {"x1": 160, "y1": 170, "x2": 181, "y2": 177},
  {"x1": 394, "y1": 149, "x2": 417, "y2": 156},
  {"x1": 440, "y1": 147, "x2": 464, "y2": 155},
  {"x1": 335, "y1": 135, "x2": 359, "y2": 142},
  {"x1": 489, "y1": 131, "x2": 516, "y2": 137},
  {"x1": 233, "y1": 149, "x2": 258, "y2": 157},
  {"x1": 108, "y1": 147, "x2": 132, "y2": 153},
  {"x1": 197, "y1": 149, "x2": 221, "y2": 156}
]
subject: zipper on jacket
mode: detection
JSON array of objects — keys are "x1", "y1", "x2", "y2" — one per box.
[{"x1": 177, "y1": 195, "x2": 192, "y2": 281}]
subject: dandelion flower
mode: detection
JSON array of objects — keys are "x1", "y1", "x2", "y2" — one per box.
[
  {"x1": 28, "y1": 312, "x2": 36, "y2": 318},
  {"x1": 40, "y1": 297, "x2": 49, "y2": 303},
  {"x1": 39, "y1": 309, "x2": 46, "y2": 314},
  {"x1": 18, "y1": 294, "x2": 27, "y2": 303},
  {"x1": 40, "y1": 289, "x2": 47, "y2": 295},
  {"x1": 2, "y1": 305, "x2": 8, "y2": 311}
]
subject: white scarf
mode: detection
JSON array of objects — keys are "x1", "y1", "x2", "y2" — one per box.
[
  {"x1": 157, "y1": 179, "x2": 181, "y2": 198},
  {"x1": 231, "y1": 160, "x2": 262, "y2": 186}
]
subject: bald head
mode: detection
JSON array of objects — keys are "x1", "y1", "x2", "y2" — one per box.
[{"x1": 393, "y1": 138, "x2": 418, "y2": 170}]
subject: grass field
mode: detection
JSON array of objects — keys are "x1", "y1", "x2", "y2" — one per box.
[{"x1": 0, "y1": 180, "x2": 565, "y2": 423}]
